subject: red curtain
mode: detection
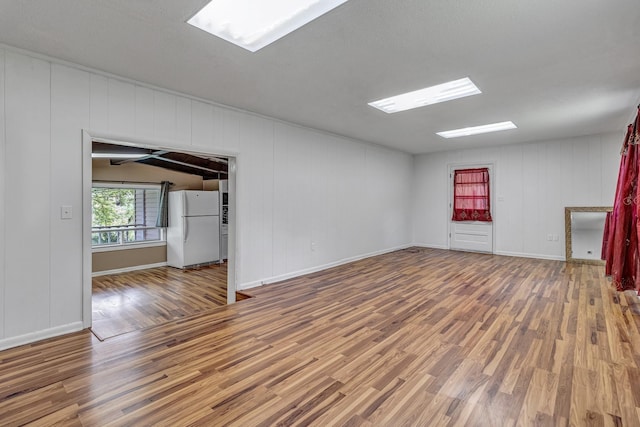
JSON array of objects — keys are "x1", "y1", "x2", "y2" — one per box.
[
  {"x1": 452, "y1": 168, "x2": 492, "y2": 222},
  {"x1": 603, "y1": 107, "x2": 640, "y2": 293}
]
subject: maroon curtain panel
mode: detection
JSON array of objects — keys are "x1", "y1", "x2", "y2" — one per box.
[
  {"x1": 452, "y1": 168, "x2": 492, "y2": 222},
  {"x1": 603, "y1": 107, "x2": 640, "y2": 293}
]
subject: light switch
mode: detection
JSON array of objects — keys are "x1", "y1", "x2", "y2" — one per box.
[{"x1": 61, "y1": 205, "x2": 72, "y2": 219}]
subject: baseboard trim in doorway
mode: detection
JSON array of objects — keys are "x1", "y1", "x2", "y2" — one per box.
[{"x1": 92, "y1": 262, "x2": 168, "y2": 277}]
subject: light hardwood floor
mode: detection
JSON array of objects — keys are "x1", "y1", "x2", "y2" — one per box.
[
  {"x1": 1, "y1": 248, "x2": 640, "y2": 426},
  {"x1": 92, "y1": 264, "x2": 248, "y2": 340}
]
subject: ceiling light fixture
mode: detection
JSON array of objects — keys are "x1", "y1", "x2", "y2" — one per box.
[
  {"x1": 187, "y1": 0, "x2": 349, "y2": 52},
  {"x1": 368, "y1": 77, "x2": 481, "y2": 114},
  {"x1": 91, "y1": 153, "x2": 148, "y2": 159},
  {"x1": 436, "y1": 121, "x2": 517, "y2": 138}
]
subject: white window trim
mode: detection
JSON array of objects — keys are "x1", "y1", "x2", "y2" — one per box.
[
  {"x1": 92, "y1": 240, "x2": 167, "y2": 253},
  {"x1": 92, "y1": 182, "x2": 160, "y2": 190},
  {"x1": 91, "y1": 181, "x2": 165, "y2": 249}
]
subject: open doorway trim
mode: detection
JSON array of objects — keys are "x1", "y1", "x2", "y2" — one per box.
[{"x1": 81, "y1": 130, "x2": 239, "y2": 328}]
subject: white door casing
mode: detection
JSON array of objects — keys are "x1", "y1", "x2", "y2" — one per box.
[
  {"x1": 82, "y1": 131, "x2": 238, "y2": 328},
  {"x1": 448, "y1": 163, "x2": 494, "y2": 254}
]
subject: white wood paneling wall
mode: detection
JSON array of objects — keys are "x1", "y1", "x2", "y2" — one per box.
[
  {"x1": 0, "y1": 46, "x2": 413, "y2": 349},
  {"x1": 4, "y1": 52, "x2": 52, "y2": 337},
  {"x1": 50, "y1": 64, "x2": 90, "y2": 327},
  {"x1": 0, "y1": 43, "x2": 624, "y2": 349},
  {"x1": 412, "y1": 133, "x2": 622, "y2": 259}
]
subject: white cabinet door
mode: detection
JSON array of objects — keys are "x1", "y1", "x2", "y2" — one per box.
[{"x1": 450, "y1": 222, "x2": 493, "y2": 253}]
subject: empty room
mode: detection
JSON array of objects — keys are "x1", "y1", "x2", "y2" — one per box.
[{"x1": 0, "y1": 1, "x2": 640, "y2": 426}]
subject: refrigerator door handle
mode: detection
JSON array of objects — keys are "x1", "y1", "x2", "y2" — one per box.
[{"x1": 183, "y1": 217, "x2": 188, "y2": 242}]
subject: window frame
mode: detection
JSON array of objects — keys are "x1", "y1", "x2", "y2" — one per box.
[
  {"x1": 91, "y1": 182, "x2": 166, "y2": 251},
  {"x1": 451, "y1": 167, "x2": 493, "y2": 222}
]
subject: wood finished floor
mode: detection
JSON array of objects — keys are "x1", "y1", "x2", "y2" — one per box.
[
  {"x1": 2, "y1": 247, "x2": 640, "y2": 426},
  {"x1": 92, "y1": 263, "x2": 248, "y2": 340}
]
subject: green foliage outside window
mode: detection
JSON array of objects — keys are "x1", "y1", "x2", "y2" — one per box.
[
  {"x1": 92, "y1": 188, "x2": 135, "y2": 227},
  {"x1": 92, "y1": 188, "x2": 136, "y2": 245},
  {"x1": 91, "y1": 186, "x2": 161, "y2": 246}
]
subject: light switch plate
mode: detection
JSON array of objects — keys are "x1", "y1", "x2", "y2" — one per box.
[{"x1": 61, "y1": 205, "x2": 72, "y2": 219}]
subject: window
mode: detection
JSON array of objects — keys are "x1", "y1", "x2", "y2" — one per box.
[
  {"x1": 452, "y1": 168, "x2": 492, "y2": 222},
  {"x1": 92, "y1": 183, "x2": 164, "y2": 247}
]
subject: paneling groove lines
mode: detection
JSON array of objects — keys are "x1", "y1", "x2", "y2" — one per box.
[{"x1": 1, "y1": 248, "x2": 640, "y2": 425}]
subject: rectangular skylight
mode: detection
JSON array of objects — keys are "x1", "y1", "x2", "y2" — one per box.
[
  {"x1": 436, "y1": 121, "x2": 517, "y2": 138},
  {"x1": 368, "y1": 77, "x2": 481, "y2": 114},
  {"x1": 187, "y1": 0, "x2": 349, "y2": 52}
]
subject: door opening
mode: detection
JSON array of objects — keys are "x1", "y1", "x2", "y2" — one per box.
[
  {"x1": 448, "y1": 163, "x2": 495, "y2": 254},
  {"x1": 82, "y1": 131, "x2": 238, "y2": 335}
]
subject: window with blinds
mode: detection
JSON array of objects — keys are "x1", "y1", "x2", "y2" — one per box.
[{"x1": 91, "y1": 183, "x2": 165, "y2": 247}]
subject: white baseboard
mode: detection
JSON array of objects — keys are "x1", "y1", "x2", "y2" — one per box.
[
  {"x1": 92, "y1": 262, "x2": 168, "y2": 277},
  {"x1": 0, "y1": 321, "x2": 84, "y2": 352},
  {"x1": 239, "y1": 279, "x2": 265, "y2": 290},
  {"x1": 494, "y1": 250, "x2": 564, "y2": 261},
  {"x1": 412, "y1": 243, "x2": 449, "y2": 250},
  {"x1": 413, "y1": 243, "x2": 565, "y2": 261},
  {"x1": 238, "y1": 244, "x2": 412, "y2": 291}
]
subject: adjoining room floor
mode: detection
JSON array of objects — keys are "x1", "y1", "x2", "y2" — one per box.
[
  {"x1": 91, "y1": 263, "x2": 248, "y2": 340},
  {"x1": 3, "y1": 248, "x2": 640, "y2": 425}
]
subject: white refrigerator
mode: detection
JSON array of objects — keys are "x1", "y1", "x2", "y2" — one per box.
[{"x1": 167, "y1": 190, "x2": 220, "y2": 268}]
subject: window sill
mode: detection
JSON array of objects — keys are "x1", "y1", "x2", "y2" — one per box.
[{"x1": 92, "y1": 241, "x2": 167, "y2": 253}]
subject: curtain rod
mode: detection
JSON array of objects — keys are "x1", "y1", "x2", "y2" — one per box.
[{"x1": 92, "y1": 179, "x2": 174, "y2": 186}]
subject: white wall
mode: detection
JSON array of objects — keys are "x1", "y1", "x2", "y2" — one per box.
[
  {"x1": 0, "y1": 47, "x2": 413, "y2": 350},
  {"x1": 412, "y1": 133, "x2": 621, "y2": 259}
]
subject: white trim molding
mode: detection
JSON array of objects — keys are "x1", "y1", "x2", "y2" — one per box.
[
  {"x1": 411, "y1": 244, "x2": 564, "y2": 261},
  {"x1": 238, "y1": 244, "x2": 412, "y2": 290},
  {"x1": 412, "y1": 243, "x2": 449, "y2": 250},
  {"x1": 0, "y1": 322, "x2": 84, "y2": 352},
  {"x1": 493, "y1": 250, "x2": 564, "y2": 262},
  {"x1": 92, "y1": 262, "x2": 168, "y2": 277}
]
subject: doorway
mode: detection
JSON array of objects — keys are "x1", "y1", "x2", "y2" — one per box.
[
  {"x1": 448, "y1": 163, "x2": 495, "y2": 253},
  {"x1": 81, "y1": 131, "x2": 238, "y2": 334}
]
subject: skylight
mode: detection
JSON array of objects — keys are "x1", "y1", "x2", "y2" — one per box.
[
  {"x1": 187, "y1": 0, "x2": 349, "y2": 52},
  {"x1": 368, "y1": 78, "x2": 481, "y2": 114},
  {"x1": 436, "y1": 121, "x2": 517, "y2": 138}
]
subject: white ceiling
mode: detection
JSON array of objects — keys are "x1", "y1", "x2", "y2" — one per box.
[{"x1": 0, "y1": 0, "x2": 638, "y2": 154}]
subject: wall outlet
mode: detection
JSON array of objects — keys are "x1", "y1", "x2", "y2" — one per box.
[
  {"x1": 547, "y1": 234, "x2": 553, "y2": 241},
  {"x1": 311, "y1": 242, "x2": 317, "y2": 252}
]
